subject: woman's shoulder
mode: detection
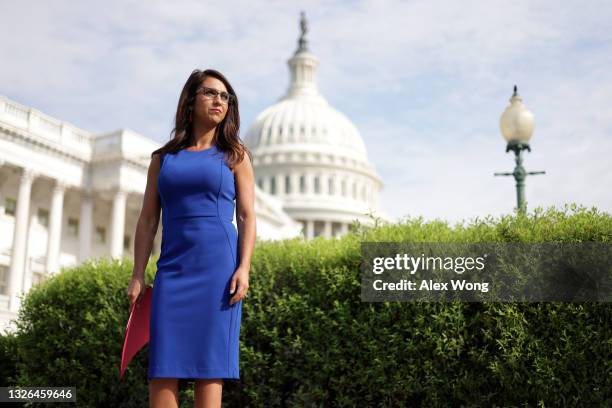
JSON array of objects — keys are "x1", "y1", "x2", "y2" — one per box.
[
  {"x1": 152, "y1": 151, "x2": 164, "y2": 165},
  {"x1": 150, "y1": 150, "x2": 171, "y2": 173},
  {"x1": 231, "y1": 148, "x2": 253, "y2": 178}
]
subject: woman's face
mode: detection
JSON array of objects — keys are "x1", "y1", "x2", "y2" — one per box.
[{"x1": 192, "y1": 76, "x2": 229, "y2": 126}]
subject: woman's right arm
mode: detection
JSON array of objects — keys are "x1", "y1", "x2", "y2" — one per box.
[{"x1": 127, "y1": 153, "x2": 162, "y2": 305}]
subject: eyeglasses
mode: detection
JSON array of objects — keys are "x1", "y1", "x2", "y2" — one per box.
[{"x1": 196, "y1": 86, "x2": 234, "y2": 104}]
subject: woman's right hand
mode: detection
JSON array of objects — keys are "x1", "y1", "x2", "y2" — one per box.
[{"x1": 127, "y1": 276, "x2": 146, "y2": 308}]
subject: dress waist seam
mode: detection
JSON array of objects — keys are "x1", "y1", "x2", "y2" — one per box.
[{"x1": 168, "y1": 214, "x2": 232, "y2": 222}]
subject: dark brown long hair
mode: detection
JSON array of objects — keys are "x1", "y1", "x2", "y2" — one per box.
[{"x1": 151, "y1": 68, "x2": 251, "y2": 170}]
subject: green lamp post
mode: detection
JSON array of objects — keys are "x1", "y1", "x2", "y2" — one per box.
[{"x1": 494, "y1": 85, "x2": 545, "y2": 214}]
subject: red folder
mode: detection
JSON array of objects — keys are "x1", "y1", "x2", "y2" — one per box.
[{"x1": 120, "y1": 285, "x2": 153, "y2": 380}]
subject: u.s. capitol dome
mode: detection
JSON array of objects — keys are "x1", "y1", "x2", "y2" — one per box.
[{"x1": 244, "y1": 12, "x2": 390, "y2": 239}]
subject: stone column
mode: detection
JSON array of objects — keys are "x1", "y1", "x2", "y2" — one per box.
[
  {"x1": 323, "y1": 220, "x2": 332, "y2": 238},
  {"x1": 305, "y1": 173, "x2": 313, "y2": 195},
  {"x1": 110, "y1": 189, "x2": 127, "y2": 259},
  {"x1": 291, "y1": 173, "x2": 299, "y2": 195},
  {"x1": 79, "y1": 191, "x2": 93, "y2": 263},
  {"x1": 305, "y1": 219, "x2": 314, "y2": 240},
  {"x1": 8, "y1": 168, "x2": 36, "y2": 312},
  {"x1": 340, "y1": 222, "x2": 349, "y2": 236},
  {"x1": 45, "y1": 180, "x2": 67, "y2": 275},
  {"x1": 275, "y1": 174, "x2": 284, "y2": 197}
]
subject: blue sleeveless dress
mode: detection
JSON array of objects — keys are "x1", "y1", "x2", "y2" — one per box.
[{"x1": 148, "y1": 145, "x2": 242, "y2": 381}]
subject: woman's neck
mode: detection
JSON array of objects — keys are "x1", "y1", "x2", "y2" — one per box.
[{"x1": 190, "y1": 125, "x2": 216, "y2": 149}]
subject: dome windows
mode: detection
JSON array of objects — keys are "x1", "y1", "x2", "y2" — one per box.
[
  {"x1": 285, "y1": 175, "x2": 292, "y2": 194},
  {"x1": 270, "y1": 177, "x2": 277, "y2": 195}
]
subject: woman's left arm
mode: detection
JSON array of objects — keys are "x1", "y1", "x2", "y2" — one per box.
[{"x1": 229, "y1": 150, "x2": 256, "y2": 305}]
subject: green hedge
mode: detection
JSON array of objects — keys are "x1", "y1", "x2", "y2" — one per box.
[{"x1": 2, "y1": 204, "x2": 611, "y2": 407}]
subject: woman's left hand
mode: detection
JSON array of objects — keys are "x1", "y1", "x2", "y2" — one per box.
[{"x1": 229, "y1": 266, "x2": 250, "y2": 305}]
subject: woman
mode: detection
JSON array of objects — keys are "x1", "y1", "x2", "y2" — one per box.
[{"x1": 126, "y1": 68, "x2": 256, "y2": 407}]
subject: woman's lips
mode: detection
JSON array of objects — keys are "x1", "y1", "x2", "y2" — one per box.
[{"x1": 210, "y1": 109, "x2": 221, "y2": 113}]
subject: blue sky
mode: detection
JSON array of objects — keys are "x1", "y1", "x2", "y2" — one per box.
[{"x1": 1, "y1": 0, "x2": 610, "y2": 225}]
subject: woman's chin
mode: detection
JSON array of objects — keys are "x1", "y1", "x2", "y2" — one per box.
[{"x1": 200, "y1": 117, "x2": 223, "y2": 126}]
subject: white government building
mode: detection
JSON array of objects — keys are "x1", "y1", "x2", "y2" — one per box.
[{"x1": 0, "y1": 14, "x2": 389, "y2": 333}]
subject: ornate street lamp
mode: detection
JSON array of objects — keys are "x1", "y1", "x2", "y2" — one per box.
[{"x1": 494, "y1": 86, "x2": 545, "y2": 214}]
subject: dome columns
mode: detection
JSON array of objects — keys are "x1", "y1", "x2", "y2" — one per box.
[
  {"x1": 301, "y1": 218, "x2": 350, "y2": 240},
  {"x1": 256, "y1": 168, "x2": 380, "y2": 206}
]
